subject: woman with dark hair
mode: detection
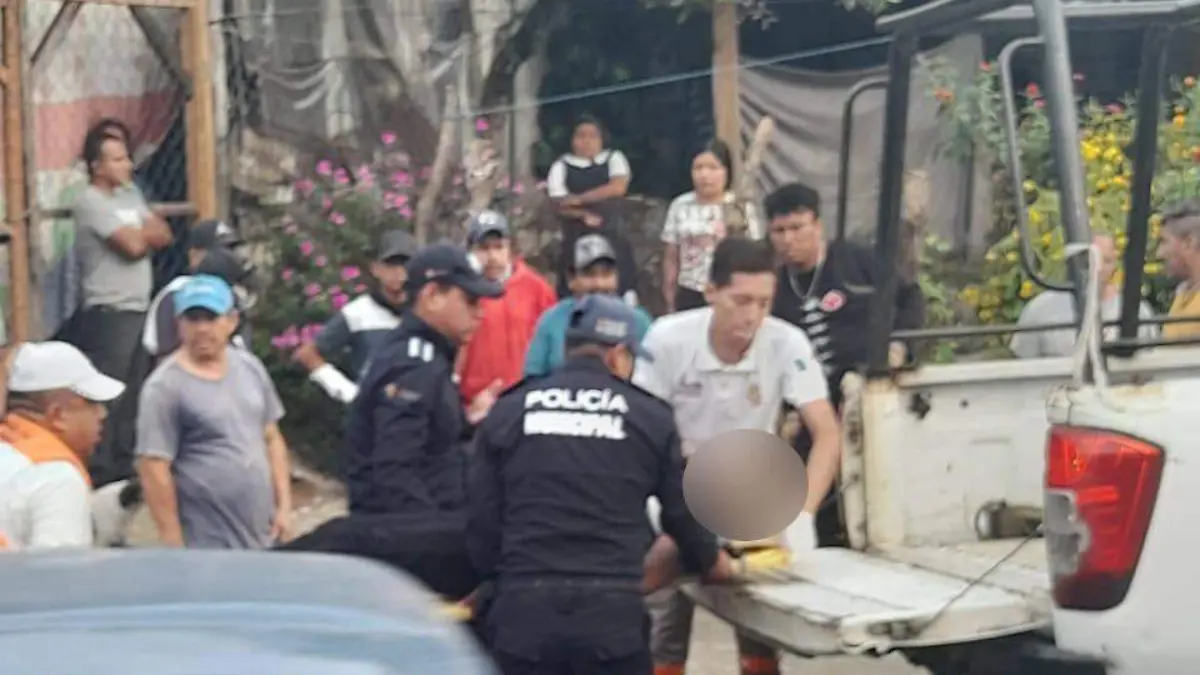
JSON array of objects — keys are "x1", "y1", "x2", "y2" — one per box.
[
  {"x1": 546, "y1": 115, "x2": 638, "y2": 302},
  {"x1": 661, "y1": 139, "x2": 761, "y2": 313}
]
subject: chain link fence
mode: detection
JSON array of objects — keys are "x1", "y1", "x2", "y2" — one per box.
[{"x1": 29, "y1": 0, "x2": 195, "y2": 304}]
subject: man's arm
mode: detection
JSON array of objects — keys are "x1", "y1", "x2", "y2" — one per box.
[
  {"x1": 134, "y1": 378, "x2": 184, "y2": 546},
  {"x1": 522, "y1": 311, "x2": 557, "y2": 378},
  {"x1": 465, "y1": 422, "x2": 505, "y2": 580},
  {"x1": 631, "y1": 321, "x2": 674, "y2": 400},
  {"x1": 368, "y1": 363, "x2": 442, "y2": 511},
  {"x1": 654, "y1": 428, "x2": 723, "y2": 578},
  {"x1": 781, "y1": 328, "x2": 840, "y2": 513},
  {"x1": 76, "y1": 191, "x2": 172, "y2": 261},
  {"x1": 294, "y1": 312, "x2": 358, "y2": 403},
  {"x1": 264, "y1": 423, "x2": 293, "y2": 541},
  {"x1": 27, "y1": 464, "x2": 94, "y2": 549}
]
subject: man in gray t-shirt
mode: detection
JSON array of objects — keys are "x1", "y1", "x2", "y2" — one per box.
[
  {"x1": 1011, "y1": 234, "x2": 1159, "y2": 358},
  {"x1": 65, "y1": 126, "x2": 174, "y2": 488},
  {"x1": 135, "y1": 275, "x2": 292, "y2": 549}
]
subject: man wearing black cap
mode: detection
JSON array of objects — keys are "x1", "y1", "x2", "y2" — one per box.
[
  {"x1": 293, "y1": 230, "x2": 418, "y2": 404},
  {"x1": 466, "y1": 294, "x2": 734, "y2": 675},
  {"x1": 345, "y1": 242, "x2": 504, "y2": 517},
  {"x1": 186, "y1": 219, "x2": 244, "y2": 267},
  {"x1": 524, "y1": 233, "x2": 652, "y2": 377}
]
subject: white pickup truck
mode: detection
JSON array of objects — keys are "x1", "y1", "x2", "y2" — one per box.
[{"x1": 683, "y1": 0, "x2": 1200, "y2": 672}]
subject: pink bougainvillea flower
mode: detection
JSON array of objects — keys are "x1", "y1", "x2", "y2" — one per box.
[
  {"x1": 299, "y1": 240, "x2": 315, "y2": 256},
  {"x1": 330, "y1": 212, "x2": 346, "y2": 226},
  {"x1": 475, "y1": 118, "x2": 490, "y2": 133},
  {"x1": 392, "y1": 194, "x2": 409, "y2": 208},
  {"x1": 399, "y1": 204, "x2": 413, "y2": 219},
  {"x1": 294, "y1": 178, "x2": 315, "y2": 196},
  {"x1": 303, "y1": 283, "x2": 321, "y2": 298},
  {"x1": 281, "y1": 268, "x2": 294, "y2": 281},
  {"x1": 331, "y1": 292, "x2": 350, "y2": 310},
  {"x1": 512, "y1": 182, "x2": 525, "y2": 195},
  {"x1": 341, "y1": 265, "x2": 361, "y2": 281},
  {"x1": 333, "y1": 168, "x2": 350, "y2": 185},
  {"x1": 271, "y1": 325, "x2": 301, "y2": 350},
  {"x1": 322, "y1": 197, "x2": 333, "y2": 210},
  {"x1": 381, "y1": 131, "x2": 398, "y2": 146},
  {"x1": 391, "y1": 171, "x2": 413, "y2": 187},
  {"x1": 1106, "y1": 103, "x2": 1123, "y2": 114},
  {"x1": 300, "y1": 323, "x2": 323, "y2": 344},
  {"x1": 314, "y1": 254, "x2": 328, "y2": 268},
  {"x1": 316, "y1": 160, "x2": 334, "y2": 176}
]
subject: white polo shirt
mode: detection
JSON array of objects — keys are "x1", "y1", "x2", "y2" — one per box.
[
  {"x1": 0, "y1": 443, "x2": 93, "y2": 550},
  {"x1": 633, "y1": 307, "x2": 829, "y2": 457}
]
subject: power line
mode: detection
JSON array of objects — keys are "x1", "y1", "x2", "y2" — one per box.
[{"x1": 458, "y1": 34, "x2": 893, "y2": 118}]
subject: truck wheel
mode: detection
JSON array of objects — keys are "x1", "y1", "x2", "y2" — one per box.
[{"x1": 902, "y1": 640, "x2": 1022, "y2": 675}]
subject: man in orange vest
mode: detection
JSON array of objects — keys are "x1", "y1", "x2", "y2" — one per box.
[{"x1": 0, "y1": 342, "x2": 125, "y2": 550}]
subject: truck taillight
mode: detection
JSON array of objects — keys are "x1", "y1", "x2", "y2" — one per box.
[{"x1": 1045, "y1": 426, "x2": 1163, "y2": 611}]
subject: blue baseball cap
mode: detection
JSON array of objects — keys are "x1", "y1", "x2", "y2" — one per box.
[
  {"x1": 405, "y1": 243, "x2": 504, "y2": 299},
  {"x1": 466, "y1": 210, "x2": 510, "y2": 247},
  {"x1": 565, "y1": 294, "x2": 652, "y2": 360},
  {"x1": 174, "y1": 274, "x2": 235, "y2": 316}
]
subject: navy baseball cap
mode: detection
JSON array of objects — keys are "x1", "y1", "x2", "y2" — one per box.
[
  {"x1": 566, "y1": 294, "x2": 652, "y2": 360},
  {"x1": 174, "y1": 274, "x2": 235, "y2": 316},
  {"x1": 190, "y1": 219, "x2": 243, "y2": 250},
  {"x1": 377, "y1": 230, "x2": 418, "y2": 262},
  {"x1": 405, "y1": 244, "x2": 504, "y2": 299},
  {"x1": 466, "y1": 210, "x2": 510, "y2": 247},
  {"x1": 574, "y1": 234, "x2": 617, "y2": 270}
]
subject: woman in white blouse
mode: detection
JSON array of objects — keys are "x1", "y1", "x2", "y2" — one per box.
[
  {"x1": 660, "y1": 139, "x2": 762, "y2": 312},
  {"x1": 547, "y1": 115, "x2": 638, "y2": 301}
]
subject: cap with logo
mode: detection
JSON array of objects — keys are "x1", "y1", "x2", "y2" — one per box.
[
  {"x1": 566, "y1": 294, "x2": 652, "y2": 360},
  {"x1": 189, "y1": 219, "x2": 243, "y2": 250},
  {"x1": 174, "y1": 274, "x2": 235, "y2": 316},
  {"x1": 466, "y1": 210, "x2": 510, "y2": 247},
  {"x1": 405, "y1": 243, "x2": 504, "y2": 299},
  {"x1": 573, "y1": 234, "x2": 617, "y2": 270},
  {"x1": 8, "y1": 341, "x2": 125, "y2": 402},
  {"x1": 377, "y1": 230, "x2": 419, "y2": 263}
]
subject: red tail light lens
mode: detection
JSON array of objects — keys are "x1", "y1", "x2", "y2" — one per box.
[{"x1": 1045, "y1": 426, "x2": 1163, "y2": 611}]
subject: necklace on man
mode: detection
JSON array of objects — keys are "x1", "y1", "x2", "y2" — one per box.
[{"x1": 788, "y1": 258, "x2": 825, "y2": 303}]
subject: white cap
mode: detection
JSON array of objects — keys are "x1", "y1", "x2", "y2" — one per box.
[{"x1": 7, "y1": 342, "x2": 125, "y2": 402}]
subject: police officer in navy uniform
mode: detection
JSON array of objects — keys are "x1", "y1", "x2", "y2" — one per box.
[
  {"x1": 280, "y1": 244, "x2": 503, "y2": 600},
  {"x1": 467, "y1": 294, "x2": 735, "y2": 675}
]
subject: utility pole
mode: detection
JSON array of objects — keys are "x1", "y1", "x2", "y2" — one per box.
[{"x1": 712, "y1": 0, "x2": 742, "y2": 177}]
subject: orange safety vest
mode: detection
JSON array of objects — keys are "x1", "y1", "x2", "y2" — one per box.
[{"x1": 0, "y1": 415, "x2": 89, "y2": 551}]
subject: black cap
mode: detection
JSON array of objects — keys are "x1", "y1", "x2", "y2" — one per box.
[
  {"x1": 377, "y1": 230, "x2": 418, "y2": 263},
  {"x1": 405, "y1": 244, "x2": 504, "y2": 299},
  {"x1": 190, "y1": 219, "x2": 243, "y2": 250},
  {"x1": 195, "y1": 246, "x2": 254, "y2": 288},
  {"x1": 466, "y1": 210, "x2": 510, "y2": 247},
  {"x1": 574, "y1": 234, "x2": 617, "y2": 270},
  {"x1": 566, "y1": 294, "x2": 652, "y2": 360}
]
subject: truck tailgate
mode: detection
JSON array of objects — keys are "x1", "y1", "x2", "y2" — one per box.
[{"x1": 681, "y1": 540, "x2": 1050, "y2": 657}]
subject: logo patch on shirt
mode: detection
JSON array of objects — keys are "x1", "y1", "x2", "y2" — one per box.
[
  {"x1": 820, "y1": 290, "x2": 847, "y2": 313},
  {"x1": 746, "y1": 382, "x2": 762, "y2": 406}
]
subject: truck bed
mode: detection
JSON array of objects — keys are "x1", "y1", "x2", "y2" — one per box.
[{"x1": 682, "y1": 539, "x2": 1049, "y2": 657}]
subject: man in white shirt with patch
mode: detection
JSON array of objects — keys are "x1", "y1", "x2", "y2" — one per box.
[
  {"x1": 0, "y1": 342, "x2": 126, "y2": 550},
  {"x1": 634, "y1": 237, "x2": 842, "y2": 675}
]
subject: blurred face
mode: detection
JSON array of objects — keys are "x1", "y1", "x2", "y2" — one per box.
[
  {"x1": 472, "y1": 235, "x2": 513, "y2": 282},
  {"x1": 418, "y1": 283, "x2": 484, "y2": 345},
  {"x1": 1094, "y1": 234, "x2": 1117, "y2": 284},
  {"x1": 371, "y1": 258, "x2": 410, "y2": 306},
  {"x1": 569, "y1": 261, "x2": 619, "y2": 296},
  {"x1": 571, "y1": 123, "x2": 603, "y2": 159},
  {"x1": 691, "y1": 152, "x2": 728, "y2": 200},
  {"x1": 43, "y1": 392, "x2": 108, "y2": 457},
  {"x1": 92, "y1": 137, "x2": 133, "y2": 186},
  {"x1": 705, "y1": 272, "x2": 777, "y2": 349},
  {"x1": 768, "y1": 209, "x2": 824, "y2": 269},
  {"x1": 1157, "y1": 227, "x2": 1198, "y2": 280},
  {"x1": 179, "y1": 308, "x2": 238, "y2": 361}
]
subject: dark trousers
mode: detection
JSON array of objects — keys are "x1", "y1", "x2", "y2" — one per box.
[
  {"x1": 483, "y1": 581, "x2": 652, "y2": 675},
  {"x1": 276, "y1": 511, "x2": 479, "y2": 599},
  {"x1": 62, "y1": 307, "x2": 150, "y2": 487},
  {"x1": 673, "y1": 286, "x2": 707, "y2": 313}
]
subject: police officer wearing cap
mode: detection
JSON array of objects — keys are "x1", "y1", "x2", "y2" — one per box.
[
  {"x1": 345, "y1": 243, "x2": 504, "y2": 517},
  {"x1": 466, "y1": 294, "x2": 734, "y2": 675}
]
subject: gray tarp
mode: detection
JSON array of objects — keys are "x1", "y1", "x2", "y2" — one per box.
[{"x1": 741, "y1": 34, "x2": 993, "y2": 255}]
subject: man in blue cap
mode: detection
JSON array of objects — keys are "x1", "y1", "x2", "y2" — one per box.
[
  {"x1": 135, "y1": 274, "x2": 292, "y2": 549},
  {"x1": 466, "y1": 293, "x2": 734, "y2": 675}
]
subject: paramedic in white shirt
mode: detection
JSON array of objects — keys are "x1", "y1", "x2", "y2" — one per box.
[
  {"x1": 633, "y1": 237, "x2": 841, "y2": 675},
  {"x1": 0, "y1": 342, "x2": 125, "y2": 550}
]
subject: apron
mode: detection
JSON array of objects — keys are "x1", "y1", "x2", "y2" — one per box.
[{"x1": 558, "y1": 156, "x2": 638, "y2": 299}]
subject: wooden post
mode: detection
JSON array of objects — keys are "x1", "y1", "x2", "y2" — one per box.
[
  {"x1": 181, "y1": 0, "x2": 217, "y2": 219},
  {"x1": 712, "y1": 0, "x2": 742, "y2": 177},
  {"x1": 3, "y1": 0, "x2": 29, "y2": 342}
]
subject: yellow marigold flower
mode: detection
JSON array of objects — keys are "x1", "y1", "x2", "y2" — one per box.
[
  {"x1": 1040, "y1": 232, "x2": 1052, "y2": 246},
  {"x1": 1174, "y1": 114, "x2": 1187, "y2": 129},
  {"x1": 1145, "y1": 262, "x2": 1163, "y2": 275},
  {"x1": 1103, "y1": 147, "x2": 1122, "y2": 162},
  {"x1": 1005, "y1": 251, "x2": 1019, "y2": 263},
  {"x1": 959, "y1": 286, "x2": 980, "y2": 306},
  {"x1": 1028, "y1": 208, "x2": 1043, "y2": 225},
  {"x1": 979, "y1": 309, "x2": 995, "y2": 322},
  {"x1": 1019, "y1": 279, "x2": 1035, "y2": 299},
  {"x1": 1097, "y1": 179, "x2": 1110, "y2": 191},
  {"x1": 1081, "y1": 142, "x2": 1101, "y2": 161}
]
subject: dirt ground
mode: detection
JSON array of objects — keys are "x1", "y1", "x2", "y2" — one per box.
[{"x1": 126, "y1": 483, "x2": 926, "y2": 675}]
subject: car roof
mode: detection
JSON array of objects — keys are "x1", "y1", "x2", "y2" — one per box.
[{"x1": 0, "y1": 549, "x2": 494, "y2": 675}]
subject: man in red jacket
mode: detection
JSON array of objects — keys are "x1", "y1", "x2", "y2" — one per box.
[{"x1": 456, "y1": 210, "x2": 557, "y2": 404}]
